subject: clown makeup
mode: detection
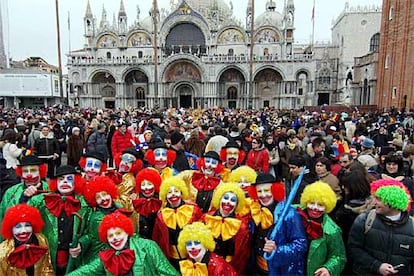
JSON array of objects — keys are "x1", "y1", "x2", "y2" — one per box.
[
  {"x1": 57, "y1": 174, "x2": 75, "y2": 195},
  {"x1": 166, "y1": 186, "x2": 182, "y2": 208},
  {"x1": 237, "y1": 176, "x2": 251, "y2": 196},
  {"x1": 107, "y1": 227, "x2": 128, "y2": 251},
  {"x1": 141, "y1": 180, "x2": 155, "y2": 198},
  {"x1": 13, "y1": 222, "x2": 33, "y2": 243},
  {"x1": 256, "y1": 183, "x2": 274, "y2": 206},
  {"x1": 307, "y1": 201, "x2": 326, "y2": 219},
  {"x1": 119, "y1": 153, "x2": 136, "y2": 173},
  {"x1": 186, "y1": 240, "x2": 206, "y2": 263},
  {"x1": 220, "y1": 192, "x2": 237, "y2": 217},
  {"x1": 85, "y1": 157, "x2": 102, "y2": 179},
  {"x1": 96, "y1": 191, "x2": 113, "y2": 208},
  {"x1": 22, "y1": 165, "x2": 40, "y2": 186},
  {"x1": 226, "y1": 148, "x2": 239, "y2": 167},
  {"x1": 202, "y1": 157, "x2": 218, "y2": 176},
  {"x1": 154, "y1": 148, "x2": 168, "y2": 169}
]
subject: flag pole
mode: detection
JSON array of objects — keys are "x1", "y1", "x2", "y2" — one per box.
[
  {"x1": 68, "y1": 11, "x2": 71, "y2": 53},
  {"x1": 311, "y1": 0, "x2": 315, "y2": 53}
]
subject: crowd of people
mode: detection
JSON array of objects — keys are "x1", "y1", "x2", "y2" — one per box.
[{"x1": 0, "y1": 105, "x2": 413, "y2": 275}]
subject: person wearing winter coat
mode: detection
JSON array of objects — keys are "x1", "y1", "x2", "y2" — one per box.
[
  {"x1": 33, "y1": 126, "x2": 60, "y2": 178},
  {"x1": 110, "y1": 122, "x2": 136, "y2": 161},
  {"x1": 67, "y1": 127, "x2": 84, "y2": 168}
]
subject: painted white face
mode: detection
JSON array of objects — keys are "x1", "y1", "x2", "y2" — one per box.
[
  {"x1": 85, "y1": 157, "x2": 102, "y2": 179},
  {"x1": 202, "y1": 157, "x2": 218, "y2": 176},
  {"x1": 119, "y1": 153, "x2": 136, "y2": 173},
  {"x1": 107, "y1": 227, "x2": 128, "y2": 251},
  {"x1": 166, "y1": 186, "x2": 182, "y2": 208},
  {"x1": 307, "y1": 201, "x2": 326, "y2": 219},
  {"x1": 13, "y1": 222, "x2": 33, "y2": 243},
  {"x1": 226, "y1": 148, "x2": 239, "y2": 166},
  {"x1": 220, "y1": 192, "x2": 237, "y2": 217},
  {"x1": 57, "y1": 174, "x2": 75, "y2": 195},
  {"x1": 237, "y1": 176, "x2": 251, "y2": 196},
  {"x1": 154, "y1": 148, "x2": 168, "y2": 169},
  {"x1": 96, "y1": 191, "x2": 113, "y2": 208},
  {"x1": 22, "y1": 165, "x2": 40, "y2": 186},
  {"x1": 141, "y1": 179, "x2": 155, "y2": 198},
  {"x1": 186, "y1": 240, "x2": 206, "y2": 262},
  {"x1": 256, "y1": 183, "x2": 274, "y2": 206}
]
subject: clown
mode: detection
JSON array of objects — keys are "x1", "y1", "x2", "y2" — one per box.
[
  {"x1": 153, "y1": 177, "x2": 202, "y2": 270},
  {"x1": 0, "y1": 155, "x2": 48, "y2": 232},
  {"x1": 298, "y1": 181, "x2": 346, "y2": 276},
  {"x1": 79, "y1": 151, "x2": 107, "y2": 181},
  {"x1": 0, "y1": 204, "x2": 54, "y2": 275},
  {"x1": 229, "y1": 165, "x2": 257, "y2": 217},
  {"x1": 177, "y1": 222, "x2": 237, "y2": 276},
  {"x1": 202, "y1": 182, "x2": 251, "y2": 274},
  {"x1": 113, "y1": 148, "x2": 143, "y2": 210},
  {"x1": 220, "y1": 141, "x2": 246, "y2": 174},
  {"x1": 80, "y1": 175, "x2": 128, "y2": 264},
  {"x1": 66, "y1": 212, "x2": 179, "y2": 276},
  {"x1": 132, "y1": 168, "x2": 162, "y2": 239},
  {"x1": 27, "y1": 165, "x2": 91, "y2": 275},
  {"x1": 145, "y1": 142, "x2": 176, "y2": 180}
]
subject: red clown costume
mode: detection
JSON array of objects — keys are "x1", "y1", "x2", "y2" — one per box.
[{"x1": 0, "y1": 204, "x2": 54, "y2": 275}]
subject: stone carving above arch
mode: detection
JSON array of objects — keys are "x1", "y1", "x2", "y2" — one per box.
[
  {"x1": 96, "y1": 34, "x2": 119, "y2": 48},
  {"x1": 165, "y1": 61, "x2": 201, "y2": 82},
  {"x1": 254, "y1": 28, "x2": 280, "y2": 43},
  {"x1": 127, "y1": 32, "x2": 152, "y2": 47},
  {"x1": 217, "y1": 28, "x2": 246, "y2": 44}
]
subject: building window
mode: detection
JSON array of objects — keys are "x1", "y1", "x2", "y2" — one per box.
[
  {"x1": 106, "y1": 52, "x2": 111, "y2": 59},
  {"x1": 385, "y1": 54, "x2": 390, "y2": 69},
  {"x1": 227, "y1": 86, "x2": 237, "y2": 99},
  {"x1": 228, "y1": 49, "x2": 234, "y2": 56},
  {"x1": 136, "y1": 87, "x2": 145, "y2": 99},
  {"x1": 138, "y1": 51, "x2": 143, "y2": 58},
  {"x1": 318, "y1": 69, "x2": 331, "y2": 86},
  {"x1": 389, "y1": 6, "x2": 393, "y2": 20},
  {"x1": 369, "y1": 33, "x2": 380, "y2": 52},
  {"x1": 392, "y1": 86, "x2": 397, "y2": 99}
]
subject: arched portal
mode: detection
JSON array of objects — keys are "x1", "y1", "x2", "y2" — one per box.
[
  {"x1": 218, "y1": 68, "x2": 245, "y2": 108},
  {"x1": 124, "y1": 70, "x2": 149, "y2": 107},
  {"x1": 175, "y1": 83, "x2": 194, "y2": 108},
  {"x1": 254, "y1": 68, "x2": 283, "y2": 108},
  {"x1": 91, "y1": 71, "x2": 116, "y2": 108}
]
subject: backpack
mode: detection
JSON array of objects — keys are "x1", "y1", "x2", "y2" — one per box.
[{"x1": 365, "y1": 209, "x2": 414, "y2": 234}]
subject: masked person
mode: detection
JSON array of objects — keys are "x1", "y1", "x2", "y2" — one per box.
[
  {"x1": 67, "y1": 212, "x2": 179, "y2": 276},
  {"x1": 0, "y1": 204, "x2": 54, "y2": 275},
  {"x1": 229, "y1": 165, "x2": 257, "y2": 217},
  {"x1": 145, "y1": 142, "x2": 176, "y2": 180},
  {"x1": 0, "y1": 155, "x2": 48, "y2": 236},
  {"x1": 298, "y1": 181, "x2": 346, "y2": 276},
  {"x1": 78, "y1": 151, "x2": 107, "y2": 181},
  {"x1": 177, "y1": 222, "x2": 237, "y2": 276},
  {"x1": 132, "y1": 168, "x2": 163, "y2": 239},
  {"x1": 27, "y1": 165, "x2": 91, "y2": 275},
  {"x1": 153, "y1": 177, "x2": 202, "y2": 270},
  {"x1": 202, "y1": 182, "x2": 251, "y2": 274}
]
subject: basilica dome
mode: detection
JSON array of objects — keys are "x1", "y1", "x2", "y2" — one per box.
[
  {"x1": 186, "y1": 0, "x2": 232, "y2": 23},
  {"x1": 255, "y1": 0, "x2": 284, "y2": 29}
]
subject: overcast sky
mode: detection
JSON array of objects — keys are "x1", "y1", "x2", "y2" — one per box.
[{"x1": 2, "y1": 0, "x2": 382, "y2": 68}]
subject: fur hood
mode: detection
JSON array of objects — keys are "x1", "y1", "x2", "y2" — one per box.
[{"x1": 39, "y1": 132, "x2": 54, "y2": 139}]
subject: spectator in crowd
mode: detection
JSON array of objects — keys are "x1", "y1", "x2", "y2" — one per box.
[
  {"x1": 315, "y1": 157, "x2": 341, "y2": 199},
  {"x1": 111, "y1": 121, "x2": 135, "y2": 161},
  {"x1": 246, "y1": 136, "x2": 270, "y2": 174},
  {"x1": 67, "y1": 127, "x2": 84, "y2": 167},
  {"x1": 33, "y1": 126, "x2": 60, "y2": 178},
  {"x1": 279, "y1": 129, "x2": 303, "y2": 181},
  {"x1": 86, "y1": 122, "x2": 108, "y2": 161},
  {"x1": 264, "y1": 133, "x2": 280, "y2": 178},
  {"x1": 184, "y1": 128, "x2": 206, "y2": 157},
  {"x1": 52, "y1": 123, "x2": 66, "y2": 168},
  {"x1": 170, "y1": 130, "x2": 190, "y2": 172},
  {"x1": 357, "y1": 138, "x2": 378, "y2": 170},
  {"x1": 287, "y1": 155, "x2": 318, "y2": 204},
  {"x1": 2, "y1": 130, "x2": 22, "y2": 172}
]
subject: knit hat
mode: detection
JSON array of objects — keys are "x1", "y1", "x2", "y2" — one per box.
[
  {"x1": 361, "y1": 138, "x2": 374, "y2": 149},
  {"x1": 170, "y1": 131, "x2": 184, "y2": 145},
  {"x1": 371, "y1": 179, "x2": 411, "y2": 211},
  {"x1": 72, "y1": 127, "x2": 80, "y2": 134}
]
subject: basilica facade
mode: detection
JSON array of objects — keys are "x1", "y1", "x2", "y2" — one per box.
[{"x1": 67, "y1": 0, "x2": 379, "y2": 110}]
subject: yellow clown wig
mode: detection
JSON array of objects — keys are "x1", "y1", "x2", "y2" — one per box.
[
  {"x1": 177, "y1": 222, "x2": 215, "y2": 257},
  {"x1": 300, "y1": 181, "x2": 337, "y2": 213},
  {"x1": 229, "y1": 165, "x2": 257, "y2": 184},
  {"x1": 159, "y1": 176, "x2": 189, "y2": 202},
  {"x1": 211, "y1": 182, "x2": 246, "y2": 214}
]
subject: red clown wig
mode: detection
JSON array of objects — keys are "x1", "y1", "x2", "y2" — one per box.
[
  {"x1": 78, "y1": 156, "x2": 107, "y2": 174},
  {"x1": 114, "y1": 153, "x2": 143, "y2": 175},
  {"x1": 1, "y1": 204, "x2": 44, "y2": 239},
  {"x1": 196, "y1": 157, "x2": 225, "y2": 174},
  {"x1": 48, "y1": 174, "x2": 86, "y2": 195},
  {"x1": 16, "y1": 163, "x2": 47, "y2": 180},
  {"x1": 219, "y1": 147, "x2": 246, "y2": 165},
  {"x1": 83, "y1": 176, "x2": 118, "y2": 207},
  {"x1": 98, "y1": 212, "x2": 134, "y2": 243},
  {"x1": 135, "y1": 168, "x2": 162, "y2": 194},
  {"x1": 144, "y1": 148, "x2": 176, "y2": 167}
]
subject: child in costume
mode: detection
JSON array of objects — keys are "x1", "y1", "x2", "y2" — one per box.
[
  {"x1": 67, "y1": 212, "x2": 180, "y2": 276},
  {"x1": 153, "y1": 177, "x2": 202, "y2": 270},
  {"x1": 145, "y1": 142, "x2": 176, "y2": 180},
  {"x1": 202, "y1": 182, "x2": 251, "y2": 274},
  {"x1": 0, "y1": 204, "x2": 54, "y2": 275},
  {"x1": 78, "y1": 151, "x2": 107, "y2": 181},
  {"x1": 177, "y1": 222, "x2": 237, "y2": 276},
  {"x1": 27, "y1": 165, "x2": 91, "y2": 275},
  {"x1": 298, "y1": 181, "x2": 346, "y2": 276},
  {"x1": 132, "y1": 168, "x2": 162, "y2": 239},
  {"x1": 0, "y1": 155, "x2": 48, "y2": 231}
]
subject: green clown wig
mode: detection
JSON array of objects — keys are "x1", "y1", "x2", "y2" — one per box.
[
  {"x1": 229, "y1": 165, "x2": 257, "y2": 184},
  {"x1": 159, "y1": 176, "x2": 189, "y2": 202},
  {"x1": 300, "y1": 181, "x2": 337, "y2": 213},
  {"x1": 371, "y1": 179, "x2": 411, "y2": 211},
  {"x1": 177, "y1": 222, "x2": 215, "y2": 257},
  {"x1": 211, "y1": 182, "x2": 246, "y2": 215}
]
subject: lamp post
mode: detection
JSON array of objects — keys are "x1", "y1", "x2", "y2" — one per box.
[
  {"x1": 152, "y1": 0, "x2": 159, "y2": 108},
  {"x1": 55, "y1": 0, "x2": 64, "y2": 103}
]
